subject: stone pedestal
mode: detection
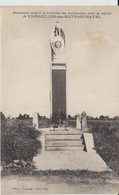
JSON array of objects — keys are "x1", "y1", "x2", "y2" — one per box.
[
  {"x1": 33, "y1": 112, "x2": 39, "y2": 129},
  {"x1": 76, "y1": 115, "x2": 81, "y2": 130},
  {"x1": 81, "y1": 111, "x2": 87, "y2": 130}
]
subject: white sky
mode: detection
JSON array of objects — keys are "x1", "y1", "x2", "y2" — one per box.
[{"x1": 1, "y1": 6, "x2": 119, "y2": 118}]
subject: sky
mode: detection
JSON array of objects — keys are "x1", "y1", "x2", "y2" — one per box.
[{"x1": 1, "y1": 6, "x2": 119, "y2": 118}]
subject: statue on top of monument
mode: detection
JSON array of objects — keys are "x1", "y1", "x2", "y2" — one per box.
[{"x1": 50, "y1": 22, "x2": 66, "y2": 62}]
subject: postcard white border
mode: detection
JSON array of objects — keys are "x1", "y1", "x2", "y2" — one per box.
[{"x1": 0, "y1": 0, "x2": 118, "y2": 6}]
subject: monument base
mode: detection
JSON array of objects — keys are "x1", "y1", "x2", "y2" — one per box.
[{"x1": 34, "y1": 128, "x2": 111, "y2": 172}]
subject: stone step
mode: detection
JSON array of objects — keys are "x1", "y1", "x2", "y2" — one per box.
[
  {"x1": 45, "y1": 140, "x2": 83, "y2": 147},
  {"x1": 50, "y1": 128, "x2": 68, "y2": 131},
  {"x1": 45, "y1": 134, "x2": 82, "y2": 140},
  {"x1": 45, "y1": 145, "x2": 84, "y2": 151}
]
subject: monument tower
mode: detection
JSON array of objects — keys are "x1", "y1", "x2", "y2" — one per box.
[{"x1": 50, "y1": 22, "x2": 67, "y2": 121}]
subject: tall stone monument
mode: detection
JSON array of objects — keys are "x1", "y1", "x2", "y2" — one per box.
[{"x1": 50, "y1": 22, "x2": 67, "y2": 121}]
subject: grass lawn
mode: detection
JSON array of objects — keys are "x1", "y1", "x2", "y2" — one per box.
[{"x1": 88, "y1": 120, "x2": 119, "y2": 174}]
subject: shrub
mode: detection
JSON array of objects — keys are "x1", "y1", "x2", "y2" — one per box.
[
  {"x1": 1, "y1": 119, "x2": 42, "y2": 164},
  {"x1": 89, "y1": 120, "x2": 119, "y2": 173}
]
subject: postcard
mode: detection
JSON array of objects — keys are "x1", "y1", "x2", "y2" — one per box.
[{"x1": 1, "y1": 5, "x2": 119, "y2": 194}]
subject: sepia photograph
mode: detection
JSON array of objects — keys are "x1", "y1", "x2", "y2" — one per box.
[{"x1": 1, "y1": 5, "x2": 119, "y2": 194}]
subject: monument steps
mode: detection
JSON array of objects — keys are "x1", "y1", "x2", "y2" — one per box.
[{"x1": 44, "y1": 133, "x2": 84, "y2": 151}]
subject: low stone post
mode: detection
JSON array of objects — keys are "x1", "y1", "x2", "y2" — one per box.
[
  {"x1": 81, "y1": 111, "x2": 87, "y2": 131},
  {"x1": 33, "y1": 112, "x2": 39, "y2": 129},
  {"x1": 76, "y1": 114, "x2": 81, "y2": 130},
  {"x1": 39, "y1": 133, "x2": 45, "y2": 153}
]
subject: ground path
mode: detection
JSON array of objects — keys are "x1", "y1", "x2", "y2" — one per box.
[
  {"x1": 2, "y1": 173, "x2": 119, "y2": 194},
  {"x1": 34, "y1": 150, "x2": 110, "y2": 172}
]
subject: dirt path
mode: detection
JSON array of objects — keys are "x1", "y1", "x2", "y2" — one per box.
[{"x1": 2, "y1": 174, "x2": 119, "y2": 194}]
